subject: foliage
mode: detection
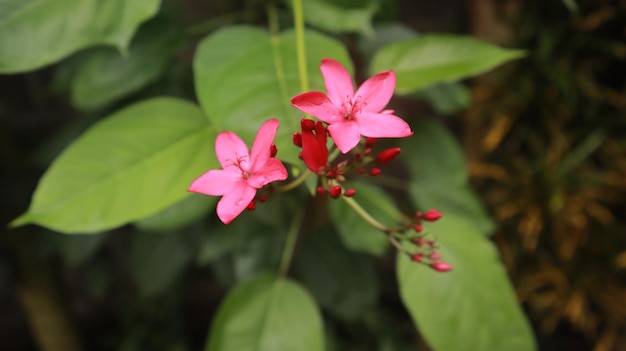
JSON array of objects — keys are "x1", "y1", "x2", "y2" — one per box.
[{"x1": 0, "y1": 1, "x2": 539, "y2": 351}]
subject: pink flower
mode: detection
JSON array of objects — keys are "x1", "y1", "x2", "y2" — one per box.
[
  {"x1": 189, "y1": 119, "x2": 288, "y2": 224},
  {"x1": 291, "y1": 58, "x2": 413, "y2": 153}
]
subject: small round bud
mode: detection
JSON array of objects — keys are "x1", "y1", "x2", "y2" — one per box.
[
  {"x1": 329, "y1": 185, "x2": 342, "y2": 198},
  {"x1": 428, "y1": 252, "x2": 441, "y2": 261},
  {"x1": 246, "y1": 200, "x2": 256, "y2": 211},
  {"x1": 258, "y1": 195, "x2": 267, "y2": 203},
  {"x1": 357, "y1": 168, "x2": 366, "y2": 174},
  {"x1": 365, "y1": 137, "x2": 377, "y2": 148},
  {"x1": 344, "y1": 188, "x2": 356, "y2": 197},
  {"x1": 270, "y1": 144, "x2": 278, "y2": 157},
  {"x1": 369, "y1": 168, "x2": 382, "y2": 176},
  {"x1": 430, "y1": 261, "x2": 453, "y2": 272},
  {"x1": 316, "y1": 186, "x2": 326, "y2": 195},
  {"x1": 413, "y1": 224, "x2": 423, "y2": 233},
  {"x1": 292, "y1": 132, "x2": 303, "y2": 147},
  {"x1": 422, "y1": 209, "x2": 443, "y2": 222},
  {"x1": 363, "y1": 148, "x2": 372, "y2": 156},
  {"x1": 411, "y1": 254, "x2": 423, "y2": 262},
  {"x1": 375, "y1": 147, "x2": 401, "y2": 164}
]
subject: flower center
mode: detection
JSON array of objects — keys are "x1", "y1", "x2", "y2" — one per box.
[
  {"x1": 342, "y1": 96, "x2": 364, "y2": 121},
  {"x1": 229, "y1": 155, "x2": 251, "y2": 179}
]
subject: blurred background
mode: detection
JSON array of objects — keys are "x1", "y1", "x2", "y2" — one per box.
[{"x1": 1, "y1": 0, "x2": 625, "y2": 350}]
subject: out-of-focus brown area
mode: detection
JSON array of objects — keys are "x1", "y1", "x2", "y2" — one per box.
[{"x1": 467, "y1": 1, "x2": 626, "y2": 350}]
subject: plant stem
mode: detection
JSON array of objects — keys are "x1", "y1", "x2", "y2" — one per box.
[
  {"x1": 341, "y1": 196, "x2": 387, "y2": 232},
  {"x1": 274, "y1": 169, "x2": 312, "y2": 193},
  {"x1": 292, "y1": 0, "x2": 309, "y2": 93},
  {"x1": 279, "y1": 209, "x2": 304, "y2": 277}
]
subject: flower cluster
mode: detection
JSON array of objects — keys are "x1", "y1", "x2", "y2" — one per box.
[{"x1": 189, "y1": 59, "x2": 452, "y2": 272}]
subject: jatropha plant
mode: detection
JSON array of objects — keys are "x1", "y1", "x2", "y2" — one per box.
[{"x1": 190, "y1": 58, "x2": 452, "y2": 272}]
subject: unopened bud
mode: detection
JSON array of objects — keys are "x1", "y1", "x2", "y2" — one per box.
[
  {"x1": 422, "y1": 209, "x2": 443, "y2": 222},
  {"x1": 411, "y1": 254, "x2": 423, "y2": 262},
  {"x1": 363, "y1": 148, "x2": 372, "y2": 156},
  {"x1": 357, "y1": 168, "x2": 366, "y2": 174},
  {"x1": 258, "y1": 195, "x2": 267, "y2": 203},
  {"x1": 316, "y1": 186, "x2": 326, "y2": 195},
  {"x1": 329, "y1": 185, "x2": 342, "y2": 198},
  {"x1": 428, "y1": 252, "x2": 441, "y2": 261},
  {"x1": 292, "y1": 132, "x2": 302, "y2": 147},
  {"x1": 365, "y1": 137, "x2": 377, "y2": 148},
  {"x1": 430, "y1": 261, "x2": 453, "y2": 272},
  {"x1": 413, "y1": 224, "x2": 423, "y2": 233},
  {"x1": 246, "y1": 200, "x2": 256, "y2": 211},
  {"x1": 369, "y1": 168, "x2": 381, "y2": 176},
  {"x1": 375, "y1": 147, "x2": 401, "y2": 164},
  {"x1": 270, "y1": 144, "x2": 278, "y2": 157},
  {"x1": 344, "y1": 188, "x2": 356, "y2": 197}
]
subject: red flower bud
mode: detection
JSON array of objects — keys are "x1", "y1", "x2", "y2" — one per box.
[
  {"x1": 258, "y1": 195, "x2": 267, "y2": 203},
  {"x1": 344, "y1": 188, "x2": 356, "y2": 197},
  {"x1": 363, "y1": 148, "x2": 372, "y2": 156},
  {"x1": 292, "y1": 132, "x2": 302, "y2": 147},
  {"x1": 357, "y1": 168, "x2": 366, "y2": 174},
  {"x1": 270, "y1": 144, "x2": 277, "y2": 157},
  {"x1": 365, "y1": 137, "x2": 377, "y2": 148},
  {"x1": 411, "y1": 254, "x2": 423, "y2": 262},
  {"x1": 246, "y1": 200, "x2": 256, "y2": 211},
  {"x1": 300, "y1": 119, "x2": 329, "y2": 174},
  {"x1": 316, "y1": 186, "x2": 326, "y2": 195},
  {"x1": 428, "y1": 252, "x2": 441, "y2": 261},
  {"x1": 329, "y1": 185, "x2": 342, "y2": 198},
  {"x1": 369, "y1": 168, "x2": 381, "y2": 176},
  {"x1": 430, "y1": 261, "x2": 453, "y2": 272},
  {"x1": 375, "y1": 147, "x2": 401, "y2": 164},
  {"x1": 422, "y1": 209, "x2": 443, "y2": 222},
  {"x1": 413, "y1": 224, "x2": 423, "y2": 233}
]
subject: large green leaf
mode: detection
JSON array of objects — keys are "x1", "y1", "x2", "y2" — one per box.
[
  {"x1": 206, "y1": 273, "x2": 324, "y2": 351},
  {"x1": 370, "y1": 34, "x2": 524, "y2": 93},
  {"x1": 193, "y1": 25, "x2": 352, "y2": 165},
  {"x1": 0, "y1": 0, "x2": 160, "y2": 73},
  {"x1": 397, "y1": 215, "x2": 536, "y2": 351},
  {"x1": 286, "y1": 0, "x2": 378, "y2": 36},
  {"x1": 329, "y1": 182, "x2": 400, "y2": 256},
  {"x1": 11, "y1": 98, "x2": 217, "y2": 233},
  {"x1": 402, "y1": 119, "x2": 493, "y2": 234},
  {"x1": 69, "y1": 18, "x2": 182, "y2": 110},
  {"x1": 134, "y1": 193, "x2": 216, "y2": 232}
]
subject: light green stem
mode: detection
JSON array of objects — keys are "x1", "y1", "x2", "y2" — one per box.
[
  {"x1": 275, "y1": 169, "x2": 312, "y2": 193},
  {"x1": 279, "y1": 209, "x2": 304, "y2": 277},
  {"x1": 292, "y1": 0, "x2": 309, "y2": 93},
  {"x1": 341, "y1": 196, "x2": 387, "y2": 232}
]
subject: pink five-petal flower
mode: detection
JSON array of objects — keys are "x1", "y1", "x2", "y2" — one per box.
[
  {"x1": 188, "y1": 119, "x2": 288, "y2": 224},
  {"x1": 291, "y1": 58, "x2": 413, "y2": 153}
]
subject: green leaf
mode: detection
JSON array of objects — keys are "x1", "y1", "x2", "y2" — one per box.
[
  {"x1": 370, "y1": 34, "x2": 525, "y2": 93},
  {"x1": 194, "y1": 25, "x2": 352, "y2": 165},
  {"x1": 69, "y1": 18, "x2": 182, "y2": 110},
  {"x1": 207, "y1": 273, "x2": 324, "y2": 351},
  {"x1": 0, "y1": 0, "x2": 160, "y2": 73},
  {"x1": 134, "y1": 193, "x2": 216, "y2": 232},
  {"x1": 286, "y1": 0, "x2": 378, "y2": 36},
  {"x1": 296, "y1": 227, "x2": 378, "y2": 321},
  {"x1": 402, "y1": 119, "x2": 493, "y2": 234},
  {"x1": 358, "y1": 23, "x2": 417, "y2": 60},
  {"x1": 397, "y1": 215, "x2": 536, "y2": 351},
  {"x1": 11, "y1": 98, "x2": 217, "y2": 234},
  {"x1": 415, "y1": 82, "x2": 472, "y2": 114},
  {"x1": 329, "y1": 182, "x2": 399, "y2": 256},
  {"x1": 129, "y1": 230, "x2": 192, "y2": 297}
]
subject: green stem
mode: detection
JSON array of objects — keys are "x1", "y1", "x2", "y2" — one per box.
[
  {"x1": 292, "y1": 0, "x2": 309, "y2": 93},
  {"x1": 274, "y1": 169, "x2": 312, "y2": 193},
  {"x1": 341, "y1": 196, "x2": 388, "y2": 232},
  {"x1": 279, "y1": 209, "x2": 304, "y2": 277}
]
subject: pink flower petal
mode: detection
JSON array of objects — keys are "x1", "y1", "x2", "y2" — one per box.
[
  {"x1": 215, "y1": 131, "x2": 250, "y2": 171},
  {"x1": 320, "y1": 58, "x2": 354, "y2": 107},
  {"x1": 247, "y1": 158, "x2": 288, "y2": 188},
  {"x1": 354, "y1": 71, "x2": 396, "y2": 113},
  {"x1": 188, "y1": 169, "x2": 239, "y2": 196},
  {"x1": 357, "y1": 112, "x2": 413, "y2": 138},
  {"x1": 249, "y1": 119, "x2": 279, "y2": 174},
  {"x1": 328, "y1": 121, "x2": 361, "y2": 153},
  {"x1": 291, "y1": 92, "x2": 343, "y2": 123},
  {"x1": 216, "y1": 181, "x2": 256, "y2": 224}
]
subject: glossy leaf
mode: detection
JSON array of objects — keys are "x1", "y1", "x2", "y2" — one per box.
[
  {"x1": 206, "y1": 273, "x2": 324, "y2": 351},
  {"x1": 402, "y1": 119, "x2": 493, "y2": 234},
  {"x1": 397, "y1": 214, "x2": 536, "y2": 351},
  {"x1": 329, "y1": 182, "x2": 400, "y2": 255},
  {"x1": 11, "y1": 98, "x2": 216, "y2": 233},
  {"x1": 194, "y1": 25, "x2": 351, "y2": 165},
  {"x1": 287, "y1": 0, "x2": 378, "y2": 36},
  {"x1": 69, "y1": 18, "x2": 182, "y2": 110},
  {"x1": 134, "y1": 193, "x2": 216, "y2": 232},
  {"x1": 296, "y1": 227, "x2": 378, "y2": 320},
  {"x1": 0, "y1": 0, "x2": 160, "y2": 73},
  {"x1": 370, "y1": 34, "x2": 525, "y2": 93}
]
